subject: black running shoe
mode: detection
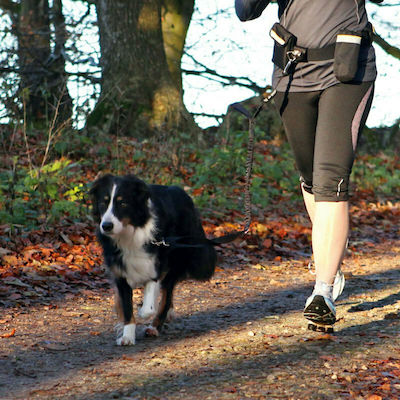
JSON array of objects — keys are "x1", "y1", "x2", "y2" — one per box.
[{"x1": 304, "y1": 294, "x2": 336, "y2": 326}]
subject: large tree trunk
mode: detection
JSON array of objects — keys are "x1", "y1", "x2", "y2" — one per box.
[
  {"x1": 18, "y1": 0, "x2": 51, "y2": 123},
  {"x1": 17, "y1": 0, "x2": 72, "y2": 127},
  {"x1": 161, "y1": 0, "x2": 194, "y2": 91},
  {"x1": 50, "y1": 0, "x2": 73, "y2": 125},
  {"x1": 90, "y1": 0, "x2": 197, "y2": 137}
]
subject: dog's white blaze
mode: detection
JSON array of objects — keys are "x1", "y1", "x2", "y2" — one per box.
[
  {"x1": 139, "y1": 280, "x2": 160, "y2": 319},
  {"x1": 100, "y1": 184, "x2": 124, "y2": 235},
  {"x1": 116, "y1": 323, "x2": 136, "y2": 346}
]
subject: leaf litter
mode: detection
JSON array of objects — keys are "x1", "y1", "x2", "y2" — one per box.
[{"x1": 0, "y1": 139, "x2": 399, "y2": 398}]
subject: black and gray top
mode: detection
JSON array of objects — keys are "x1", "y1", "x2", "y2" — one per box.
[{"x1": 235, "y1": 0, "x2": 377, "y2": 92}]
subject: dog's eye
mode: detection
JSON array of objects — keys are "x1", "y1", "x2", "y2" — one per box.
[{"x1": 115, "y1": 196, "x2": 127, "y2": 207}]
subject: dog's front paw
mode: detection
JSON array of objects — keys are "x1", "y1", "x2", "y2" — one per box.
[
  {"x1": 116, "y1": 323, "x2": 136, "y2": 346},
  {"x1": 145, "y1": 326, "x2": 159, "y2": 337},
  {"x1": 138, "y1": 305, "x2": 156, "y2": 320},
  {"x1": 116, "y1": 335, "x2": 136, "y2": 346}
]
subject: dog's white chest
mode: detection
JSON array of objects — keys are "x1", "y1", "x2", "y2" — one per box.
[
  {"x1": 121, "y1": 248, "x2": 157, "y2": 287},
  {"x1": 113, "y1": 222, "x2": 158, "y2": 287}
]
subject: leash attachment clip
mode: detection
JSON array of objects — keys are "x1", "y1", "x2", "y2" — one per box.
[
  {"x1": 151, "y1": 239, "x2": 170, "y2": 247},
  {"x1": 283, "y1": 49, "x2": 303, "y2": 75}
]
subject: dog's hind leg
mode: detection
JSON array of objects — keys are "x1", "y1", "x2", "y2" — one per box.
[
  {"x1": 138, "y1": 280, "x2": 160, "y2": 320},
  {"x1": 115, "y1": 277, "x2": 136, "y2": 346},
  {"x1": 145, "y1": 277, "x2": 176, "y2": 337}
]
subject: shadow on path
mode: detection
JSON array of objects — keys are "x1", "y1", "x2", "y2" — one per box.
[{"x1": 1, "y1": 262, "x2": 399, "y2": 398}]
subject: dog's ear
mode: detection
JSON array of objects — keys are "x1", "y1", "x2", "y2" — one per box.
[
  {"x1": 89, "y1": 174, "x2": 113, "y2": 197},
  {"x1": 124, "y1": 175, "x2": 150, "y2": 203},
  {"x1": 89, "y1": 174, "x2": 114, "y2": 222}
]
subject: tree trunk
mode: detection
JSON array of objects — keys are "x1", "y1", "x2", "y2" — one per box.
[
  {"x1": 50, "y1": 0, "x2": 73, "y2": 125},
  {"x1": 18, "y1": 0, "x2": 51, "y2": 124},
  {"x1": 90, "y1": 0, "x2": 197, "y2": 137},
  {"x1": 161, "y1": 0, "x2": 194, "y2": 91},
  {"x1": 17, "y1": 0, "x2": 72, "y2": 127}
]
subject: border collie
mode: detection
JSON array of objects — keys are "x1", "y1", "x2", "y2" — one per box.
[{"x1": 90, "y1": 174, "x2": 216, "y2": 345}]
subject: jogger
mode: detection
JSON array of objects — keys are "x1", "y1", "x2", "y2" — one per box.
[{"x1": 235, "y1": 0, "x2": 377, "y2": 331}]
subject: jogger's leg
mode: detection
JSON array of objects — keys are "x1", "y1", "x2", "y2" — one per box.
[
  {"x1": 304, "y1": 82, "x2": 374, "y2": 330},
  {"x1": 312, "y1": 201, "x2": 349, "y2": 285},
  {"x1": 302, "y1": 185, "x2": 315, "y2": 223}
]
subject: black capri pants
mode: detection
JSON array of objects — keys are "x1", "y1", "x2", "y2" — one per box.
[{"x1": 274, "y1": 81, "x2": 374, "y2": 202}]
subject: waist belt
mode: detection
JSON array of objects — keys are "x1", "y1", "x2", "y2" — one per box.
[
  {"x1": 296, "y1": 29, "x2": 372, "y2": 63},
  {"x1": 301, "y1": 43, "x2": 336, "y2": 62}
]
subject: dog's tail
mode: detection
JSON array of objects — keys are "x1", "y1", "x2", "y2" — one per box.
[{"x1": 188, "y1": 244, "x2": 217, "y2": 281}]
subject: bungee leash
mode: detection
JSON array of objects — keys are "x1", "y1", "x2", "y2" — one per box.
[{"x1": 152, "y1": 89, "x2": 277, "y2": 249}]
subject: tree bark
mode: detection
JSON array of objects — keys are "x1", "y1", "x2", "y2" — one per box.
[
  {"x1": 17, "y1": 0, "x2": 72, "y2": 127},
  {"x1": 50, "y1": 0, "x2": 73, "y2": 124},
  {"x1": 18, "y1": 0, "x2": 51, "y2": 123},
  {"x1": 161, "y1": 0, "x2": 194, "y2": 90},
  {"x1": 90, "y1": 0, "x2": 197, "y2": 137}
]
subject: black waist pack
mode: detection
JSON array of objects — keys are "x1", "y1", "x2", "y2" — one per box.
[
  {"x1": 270, "y1": 22, "x2": 372, "y2": 80},
  {"x1": 333, "y1": 29, "x2": 363, "y2": 82},
  {"x1": 270, "y1": 22, "x2": 297, "y2": 72}
]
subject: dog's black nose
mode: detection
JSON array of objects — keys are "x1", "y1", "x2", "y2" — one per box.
[{"x1": 101, "y1": 221, "x2": 114, "y2": 232}]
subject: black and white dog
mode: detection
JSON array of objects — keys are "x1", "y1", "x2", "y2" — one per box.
[{"x1": 90, "y1": 174, "x2": 216, "y2": 345}]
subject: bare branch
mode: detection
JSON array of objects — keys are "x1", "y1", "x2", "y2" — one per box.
[
  {"x1": 0, "y1": 0, "x2": 19, "y2": 25},
  {"x1": 183, "y1": 53, "x2": 265, "y2": 93},
  {"x1": 0, "y1": 0, "x2": 18, "y2": 13},
  {"x1": 374, "y1": 32, "x2": 400, "y2": 60}
]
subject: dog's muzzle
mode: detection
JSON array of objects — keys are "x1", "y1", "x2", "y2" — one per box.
[{"x1": 101, "y1": 221, "x2": 114, "y2": 234}]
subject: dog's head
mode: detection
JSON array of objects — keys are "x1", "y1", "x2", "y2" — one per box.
[{"x1": 90, "y1": 174, "x2": 151, "y2": 236}]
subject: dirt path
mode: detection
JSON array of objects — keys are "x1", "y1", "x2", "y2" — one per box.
[{"x1": 1, "y1": 239, "x2": 400, "y2": 400}]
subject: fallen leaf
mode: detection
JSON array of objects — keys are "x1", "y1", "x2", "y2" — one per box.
[
  {"x1": 60, "y1": 232, "x2": 73, "y2": 245},
  {"x1": 122, "y1": 354, "x2": 135, "y2": 361},
  {"x1": 378, "y1": 383, "x2": 391, "y2": 391},
  {"x1": 303, "y1": 334, "x2": 336, "y2": 342},
  {"x1": 223, "y1": 387, "x2": 237, "y2": 393},
  {"x1": 0, "y1": 247, "x2": 12, "y2": 255},
  {"x1": 263, "y1": 238, "x2": 272, "y2": 249},
  {"x1": 1, "y1": 328, "x2": 16, "y2": 338},
  {"x1": 41, "y1": 248, "x2": 52, "y2": 257},
  {"x1": 320, "y1": 355, "x2": 337, "y2": 361},
  {"x1": 2, "y1": 255, "x2": 19, "y2": 265},
  {"x1": 366, "y1": 395, "x2": 382, "y2": 400}
]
